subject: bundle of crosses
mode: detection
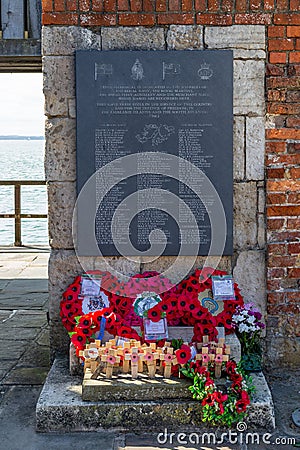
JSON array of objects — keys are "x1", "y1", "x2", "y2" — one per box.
[{"x1": 80, "y1": 336, "x2": 230, "y2": 380}]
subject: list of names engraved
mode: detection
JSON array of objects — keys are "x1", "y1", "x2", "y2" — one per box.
[{"x1": 76, "y1": 50, "x2": 233, "y2": 256}]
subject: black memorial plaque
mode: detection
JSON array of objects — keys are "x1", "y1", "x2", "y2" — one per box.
[{"x1": 76, "y1": 50, "x2": 233, "y2": 256}]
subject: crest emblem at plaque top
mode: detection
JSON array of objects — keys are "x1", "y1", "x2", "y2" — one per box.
[
  {"x1": 198, "y1": 63, "x2": 213, "y2": 80},
  {"x1": 131, "y1": 59, "x2": 144, "y2": 80}
]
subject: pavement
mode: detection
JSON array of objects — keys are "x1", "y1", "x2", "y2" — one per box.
[{"x1": 0, "y1": 248, "x2": 299, "y2": 450}]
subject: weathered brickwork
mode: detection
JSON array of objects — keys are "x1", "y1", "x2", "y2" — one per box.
[{"x1": 42, "y1": 0, "x2": 300, "y2": 367}]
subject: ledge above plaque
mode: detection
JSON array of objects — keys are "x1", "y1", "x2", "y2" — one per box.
[{"x1": 75, "y1": 50, "x2": 233, "y2": 257}]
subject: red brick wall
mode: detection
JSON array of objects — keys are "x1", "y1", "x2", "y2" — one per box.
[{"x1": 42, "y1": 0, "x2": 300, "y2": 361}]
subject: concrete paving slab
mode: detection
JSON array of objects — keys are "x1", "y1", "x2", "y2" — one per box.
[
  {"x1": 36, "y1": 329, "x2": 50, "y2": 347},
  {"x1": 2, "y1": 279, "x2": 48, "y2": 293},
  {"x1": 0, "y1": 360, "x2": 17, "y2": 371},
  {"x1": 0, "y1": 371, "x2": 7, "y2": 381},
  {"x1": 2, "y1": 367, "x2": 49, "y2": 385},
  {"x1": 0, "y1": 386, "x2": 118, "y2": 450},
  {"x1": 17, "y1": 267, "x2": 48, "y2": 279},
  {"x1": 1, "y1": 312, "x2": 47, "y2": 328},
  {"x1": 0, "y1": 295, "x2": 48, "y2": 309},
  {"x1": 0, "y1": 327, "x2": 41, "y2": 341},
  {"x1": 0, "y1": 341, "x2": 27, "y2": 359},
  {"x1": 0, "y1": 310, "x2": 13, "y2": 320},
  {"x1": 17, "y1": 343, "x2": 50, "y2": 367}
]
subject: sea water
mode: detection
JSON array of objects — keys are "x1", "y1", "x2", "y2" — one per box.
[{"x1": 0, "y1": 139, "x2": 48, "y2": 246}]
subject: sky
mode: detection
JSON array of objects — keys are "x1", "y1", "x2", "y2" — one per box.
[{"x1": 0, "y1": 73, "x2": 44, "y2": 136}]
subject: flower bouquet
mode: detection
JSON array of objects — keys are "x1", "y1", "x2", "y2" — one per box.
[{"x1": 232, "y1": 303, "x2": 265, "y2": 372}]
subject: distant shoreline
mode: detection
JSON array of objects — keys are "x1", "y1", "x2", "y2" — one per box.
[{"x1": 0, "y1": 136, "x2": 44, "y2": 140}]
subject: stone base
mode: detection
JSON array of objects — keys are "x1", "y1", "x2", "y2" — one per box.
[
  {"x1": 83, "y1": 370, "x2": 193, "y2": 402},
  {"x1": 36, "y1": 356, "x2": 275, "y2": 432}
]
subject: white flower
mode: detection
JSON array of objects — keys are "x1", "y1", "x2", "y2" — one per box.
[
  {"x1": 239, "y1": 323, "x2": 250, "y2": 333},
  {"x1": 248, "y1": 316, "x2": 256, "y2": 324}
]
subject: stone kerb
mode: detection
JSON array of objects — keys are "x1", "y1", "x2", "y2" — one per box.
[{"x1": 43, "y1": 25, "x2": 266, "y2": 355}]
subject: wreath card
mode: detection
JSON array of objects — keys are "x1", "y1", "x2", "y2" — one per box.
[
  {"x1": 144, "y1": 317, "x2": 168, "y2": 341},
  {"x1": 212, "y1": 275, "x2": 235, "y2": 301}
]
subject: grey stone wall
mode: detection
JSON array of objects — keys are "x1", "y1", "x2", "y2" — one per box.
[{"x1": 43, "y1": 25, "x2": 266, "y2": 356}]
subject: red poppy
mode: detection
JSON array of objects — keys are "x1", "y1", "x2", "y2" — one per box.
[
  {"x1": 236, "y1": 399, "x2": 249, "y2": 413},
  {"x1": 77, "y1": 316, "x2": 92, "y2": 328},
  {"x1": 60, "y1": 300, "x2": 74, "y2": 314},
  {"x1": 232, "y1": 381, "x2": 243, "y2": 391},
  {"x1": 117, "y1": 325, "x2": 140, "y2": 340},
  {"x1": 187, "y1": 299, "x2": 201, "y2": 314},
  {"x1": 205, "y1": 376, "x2": 214, "y2": 387},
  {"x1": 160, "y1": 301, "x2": 172, "y2": 314},
  {"x1": 175, "y1": 344, "x2": 192, "y2": 364},
  {"x1": 92, "y1": 310, "x2": 105, "y2": 324},
  {"x1": 202, "y1": 394, "x2": 215, "y2": 407},
  {"x1": 193, "y1": 306, "x2": 207, "y2": 320},
  {"x1": 226, "y1": 360, "x2": 237, "y2": 374},
  {"x1": 147, "y1": 304, "x2": 162, "y2": 322},
  {"x1": 80, "y1": 326, "x2": 94, "y2": 337},
  {"x1": 71, "y1": 331, "x2": 87, "y2": 349},
  {"x1": 230, "y1": 373, "x2": 243, "y2": 384},
  {"x1": 178, "y1": 297, "x2": 188, "y2": 312},
  {"x1": 216, "y1": 311, "x2": 234, "y2": 330}
]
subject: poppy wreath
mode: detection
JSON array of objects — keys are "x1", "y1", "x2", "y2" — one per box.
[
  {"x1": 181, "y1": 359, "x2": 255, "y2": 426},
  {"x1": 61, "y1": 271, "x2": 173, "y2": 352},
  {"x1": 61, "y1": 268, "x2": 244, "y2": 352},
  {"x1": 60, "y1": 273, "x2": 112, "y2": 333},
  {"x1": 162, "y1": 267, "x2": 244, "y2": 341}
]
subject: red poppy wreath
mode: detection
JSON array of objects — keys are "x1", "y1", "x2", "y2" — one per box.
[{"x1": 60, "y1": 268, "x2": 244, "y2": 352}]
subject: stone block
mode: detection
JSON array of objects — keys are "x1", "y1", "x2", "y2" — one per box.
[
  {"x1": 48, "y1": 250, "x2": 93, "y2": 323},
  {"x1": 45, "y1": 118, "x2": 76, "y2": 182},
  {"x1": 42, "y1": 26, "x2": 101, "y2": 56},
  {"x1": 233, "y1": 182, "x2": 257, "y2": 249},
  {"x1": 101, "y1": 27, "x2": 165, "y2": 50},
  {"x1": 167, "y1": 25, "x2": 203, "y2": 50},
  {"x1": 233, "y1": 60, "x2": 265, "y2": 115},
  {"x1": 43, "y1": 56, "x2": 75, "y2": 117},
  {"x1": 233, "y1": 116, "x2": 245, "y2": 181},
  {"x1": 205, "y1": 25, "x2": 265, "y2": 50},
  {"x1": 232, "y1": 49, "x2": 266, "y2": 59},
  {"x1": 246, "y1": 116, "x2": 265, "y2": 181},
  {"x1": 265, "y1": 335, "x2": 300, "y2": 368},
  {"x1": 68, "y1": 98, "x2": 76, "y2": 119},
  {"x1": 257, "y1": 214, "x2": 266, "y2": 249},
  {"x1": 258, "y1": 186, "x2": 265, "y2": 213},
  {"x1": 246, "y1": 372, "x2": 275, "y2": 430},
  {"x1": 82, "y1": 371, "x2": 192, "y2": 402},
  {"x1": 233, "y1": 250, "x2": 266, "y2": 316},
  {"x1": 50, "y1": 319, "x2": 71, "y2": 356},
  {"x1": 48, "y1": 181, "x2": 76, "y2": 249}
]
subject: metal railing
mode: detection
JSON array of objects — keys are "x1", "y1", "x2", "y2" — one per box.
[{"x1": 0, "y1": 180, "x2": 47, "y2": 246}]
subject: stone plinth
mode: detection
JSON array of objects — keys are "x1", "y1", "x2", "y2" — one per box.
[
  {"x1": 82, "y1": 370, "x2": 192, "y2": 402},
  {"x1": 36, "y1": 356, "x2": 275, "y2": 432}
]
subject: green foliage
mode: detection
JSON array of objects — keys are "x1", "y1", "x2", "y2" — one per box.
[
  {"x1": 171, "y1": 338, "x2": 184, "y2": 350},
  {"x1": 181, "y1": 360, "x2": 254, "y2": 427}
]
